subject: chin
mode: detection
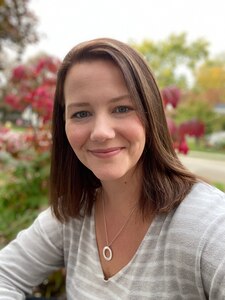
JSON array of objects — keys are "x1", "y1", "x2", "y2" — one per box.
[
  {"x1": 95, "y1": 174, "x2": 122, "y2": 182},
  {"x1": 92, "y1": 169, "x2": 130, "y2": 182}
]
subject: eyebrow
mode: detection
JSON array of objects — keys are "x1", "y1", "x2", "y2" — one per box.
[{"x1": 66, "y1": 94, "x2": 131, "y2": 110}]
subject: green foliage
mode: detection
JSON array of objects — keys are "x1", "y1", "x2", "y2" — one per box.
[
  {"x1": 0, "y1": 152, "x2": 50, "y2": 246},
  {"x1": 212, "y1": 115, "x2": 225, "y2": 132},
  {"x1": 175, "y1": 98, "x2": 216, "y2": 134},
  {"x1": 187, "y1": 137, "x2": 225, "y2": 154},
  {"x1": 0, "y1": 146, "x2": 66, "y2": 298},
  {"x1": 194, "y1": 55, "x2": 225, "y2": 104},
  {"x1": 32, "y1": 269, "x2": 66, "y2": 298},
  {"x1": 213, "y1": 182, "x2": 225, "y2": 192},
  {"x1": 131, "y1": 33, "x2": 209, "y2": 89},
  {"x1": 0, "y1": 149, "x2": 67, "y2": 298}
]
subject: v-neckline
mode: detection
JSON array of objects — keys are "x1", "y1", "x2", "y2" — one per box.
[{"x1": 91, "y1": 205, "x2": 161, "y2": 282}]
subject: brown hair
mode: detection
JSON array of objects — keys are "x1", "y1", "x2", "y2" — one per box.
[{"x1": 50, "y1": 38, "x2": 197, "y2": 221}]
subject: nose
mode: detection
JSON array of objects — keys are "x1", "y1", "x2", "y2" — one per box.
[{"x1": 90, "y1": 115, "x2": 115, "y2": 142}]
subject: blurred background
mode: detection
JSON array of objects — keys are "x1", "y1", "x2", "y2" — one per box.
[{"x1": 0, "y1": 0, "x2": 225, "y2": 298}]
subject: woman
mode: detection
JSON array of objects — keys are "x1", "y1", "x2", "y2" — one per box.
[{"x1": 1, "y1": 38, "x2": 225, "y2": 299}]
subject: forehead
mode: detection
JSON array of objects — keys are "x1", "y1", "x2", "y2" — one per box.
[
  {"x1": 66, "y1": 58, "x2": 121, "y2": 79},
  {"x1": 64, "y1": 59, "x2": 128, "y2": 96}
]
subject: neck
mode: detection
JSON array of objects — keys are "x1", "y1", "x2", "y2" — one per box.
[{"x1": 99, "y1": 167, "x2": 142, "y2": 214}]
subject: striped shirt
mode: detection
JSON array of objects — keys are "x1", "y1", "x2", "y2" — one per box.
[{"x1": 1, "y1": 182, "x2": 225, "y2": 299}]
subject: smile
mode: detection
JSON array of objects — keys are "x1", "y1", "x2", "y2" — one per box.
[{"x1": 89, "y1": 147, "x2": 124, "y2": 158}]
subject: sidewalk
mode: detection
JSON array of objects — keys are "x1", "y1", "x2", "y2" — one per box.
[{"x1": 179, "y1": 151, "x2": 225, "y2": 184}]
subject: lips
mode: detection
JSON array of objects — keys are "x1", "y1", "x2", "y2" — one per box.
[{"x1": 89, "y1": 147, "x2": 124, "y2": 158}]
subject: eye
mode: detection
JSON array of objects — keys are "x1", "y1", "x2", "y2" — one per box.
[
  {"x1": 72, "y1": 111, "x2": 91, "y2": 119},
  {"x1": 114, "y1": 106, "x2": 133, "y2": 113}
]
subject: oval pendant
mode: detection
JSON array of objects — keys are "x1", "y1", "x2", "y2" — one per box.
[{"x1": 103, "y1": 246, "x2": 113, "y2": 261}]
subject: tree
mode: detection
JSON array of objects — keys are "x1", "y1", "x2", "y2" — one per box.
[
  {"x1": 131, "y1": 33, "x2": 209, "y2": 89},
  {"x1": 174, "y1": 94, "x2": 216, "y2": 135},
  {"x1": 194, "y1": 54, "x2": 225, "y2": 104},
  {"x1": 4, "y1": 55, "x2": 61, "y2": 124},
  {"x1": 0, "y1": 0, "x2": 39, "y2": 69}
]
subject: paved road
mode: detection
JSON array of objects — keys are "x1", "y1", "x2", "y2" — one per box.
[{"x1": 179, "y1": 155, "x2": 225, "y2": 184}]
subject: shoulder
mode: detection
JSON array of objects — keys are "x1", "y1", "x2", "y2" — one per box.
[
  {"x1": 186, "y1": 181, "x2": 225, "y2": 205},
  {"x1": 30, "y1": 207, "x2": 86, "y2": 242},
  {"x1": 176, "y1": 181, "x2": 225, "y2": 221},
  {"x1": 162, "y1": 183, "x2": 225, "y2": 296},
  {"x1": 167, "y1": 181, "x2": 225, "y2": 246},
  {"x1": 29, "y1": 207, "x2": 62, "y2": 234},
  {"x1": 15, "y1": 207, "x2": 64, "y2": 251}
]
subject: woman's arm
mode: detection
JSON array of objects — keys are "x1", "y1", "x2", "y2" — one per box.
[
  {"x1": 0, "y1": 208, "x2": 64, "y2": 299},
  {"x1": 199, "y1": 214, "x2": 225, "y2": 299}
]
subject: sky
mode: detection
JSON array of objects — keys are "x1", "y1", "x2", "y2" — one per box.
[{"x1": 24, "y1": 0, "x2": 225, "y2": 60}]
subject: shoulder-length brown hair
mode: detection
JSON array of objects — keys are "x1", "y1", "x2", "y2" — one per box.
[{"x1": 50, "y1": 37, "x2": 197, "y2": 222}]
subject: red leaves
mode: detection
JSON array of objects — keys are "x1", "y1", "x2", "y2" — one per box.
[
  {"x1": 12, "y1": 65, "x2": 28, "y2": 81},
  {"x1": 162, "y1": 86, "x2": 205, "y2": 155},
  {"x1": 5, "y1": 55, "x2": 61, "y2": 124},
  {"x1": 35, "y1": 57, "x2": 60, "y2": 75},
  {"x1": 5, "y1": 94, "x2": 23, "y2": 111},
  {"x1": 179, "y1": 119, "x2": 205, "y2": 138},
  {"x1": 166, "y1": 117, "x2": 188, "y2": 154},
  {"x1": 177, "y1": 139, "x2": 189, "y2": 155},
  {"x1": 1, "y1": 56, "x2": 61, "y2": 161},
  {"x1": 162, "y1": 86, "x2": 181, "y2": 108},
  {"x1": 27, "y1": 86, "x2": 54, "y2": 122},
  {"x1": 166, "y1": 117, "x2": 205, "y2": 155}
]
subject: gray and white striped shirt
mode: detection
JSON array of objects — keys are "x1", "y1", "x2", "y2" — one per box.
[{"x1": 1, "y1": 182, "x2": 225, "y2": 299}]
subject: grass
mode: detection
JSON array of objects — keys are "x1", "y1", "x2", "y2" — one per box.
[
  {"x1": 213, "y1": 182, "x2": 225, "y2": 192},
  {"x1": 188, "y1": 151, "x2": 225, "y2": 162},
  {"x1": 187, "y1": 137, "x2": 225, "y2": 161},
  {"x1": 188, "y1": 142, "x2": 223, "y2": 153}
]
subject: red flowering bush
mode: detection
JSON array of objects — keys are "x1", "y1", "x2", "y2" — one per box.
[
  {"x1": 162, "y1": 86, "x2": 181, "y2": 109},
  {"x1": 162, "y1": 87, "x2": 205, "y2": 154},
  {"x1": 5, "y1": 56, "x2": 61, "y2": 125},
  {"x1": 0, "y1": 56, "x2": 61, "y2": 246},
  {"x1": 1, "y1": 55, "x2": 61, "y2": 173}
]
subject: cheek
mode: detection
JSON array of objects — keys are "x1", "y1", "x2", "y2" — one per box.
[
  {"x1": 65, "y1": 124, "x2": 88, "y2": 149},
  {"x1": 122, "y1": 118, "x2": 146, "y2": 144}
]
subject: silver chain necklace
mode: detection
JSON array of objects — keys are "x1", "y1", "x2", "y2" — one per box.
[{"x1": 102, "y1": 197, "x2": 137, "y2": 261}]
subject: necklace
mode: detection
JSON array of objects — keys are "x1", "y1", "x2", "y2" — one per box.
[{"x1": 102, "y1": 197, "x2": 137, "y2": 261}]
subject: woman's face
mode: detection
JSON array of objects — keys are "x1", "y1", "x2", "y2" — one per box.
[{"x1": 64, "y1": 59, "x2": 146, "y2": 182}]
